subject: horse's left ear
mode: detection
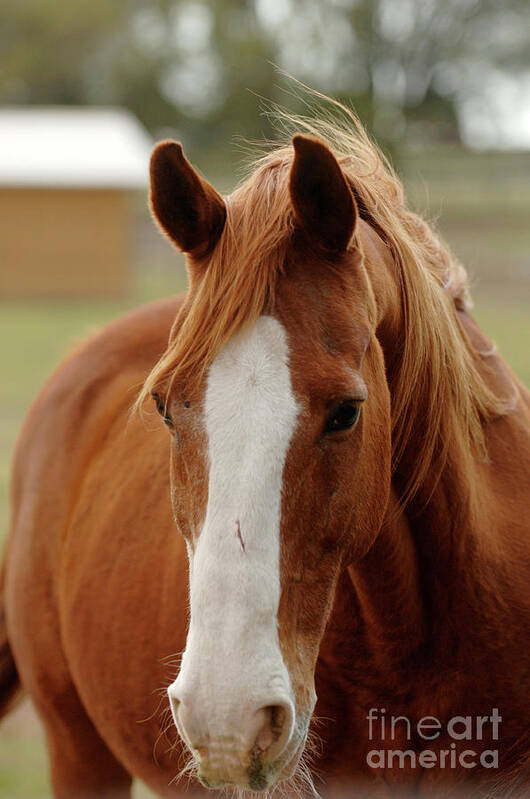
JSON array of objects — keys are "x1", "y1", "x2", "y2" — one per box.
[
  {"x1": 149, "y1": 140, "x2": 226, "y2": 257},
  {"x1": 289, "y1": 135, "x2": 358, "y2": 253}
]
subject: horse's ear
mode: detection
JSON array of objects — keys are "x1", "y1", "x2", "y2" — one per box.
[
  {"x1": 149, "y1": 140, "x2": 226, "y2": 256},
  {"x1": 289, "y1": 135, "x2": 358, "y2": 253}
]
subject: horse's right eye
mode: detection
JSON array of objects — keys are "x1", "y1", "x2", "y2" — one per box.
[{"x1": 151, "y1": 392, "x2": 174, "y2": 429}]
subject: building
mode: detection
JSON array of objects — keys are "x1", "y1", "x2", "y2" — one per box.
[{"x1": 0, "y1": 107, "x2": 152, "y2": 297}]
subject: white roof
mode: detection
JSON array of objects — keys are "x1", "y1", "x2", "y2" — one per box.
[{"x1": 0, "y1": 107, "x2": 153, "y2": 189}]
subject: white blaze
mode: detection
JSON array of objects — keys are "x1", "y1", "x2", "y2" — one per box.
[{"x1": 170, "y1": 315, "x2": 299, "y2": 748}]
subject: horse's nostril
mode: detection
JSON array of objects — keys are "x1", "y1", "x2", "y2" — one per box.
[
  {"x1": 254, "y1": 702, "x2": 293, "y2": 763},
  {"x1": 256, "y1": 705, "x2": 284, "y2": 751}
]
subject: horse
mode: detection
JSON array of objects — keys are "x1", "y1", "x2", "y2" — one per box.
[{"x1": 1, "y1": 99, "x2": 530, "y2": 799}]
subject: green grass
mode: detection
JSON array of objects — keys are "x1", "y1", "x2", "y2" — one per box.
[
  {"x1": 0, "y1": 702, "x2": 157, "y2": 799},
  {"x1": 473, "y1": 296, "x2": 530, "y2": 385},
  {"x1": 0, "y1": 706, "x2": 49, "y2": 799}
]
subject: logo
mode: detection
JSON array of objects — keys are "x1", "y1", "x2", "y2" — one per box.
[{"x1": 366, "y1": 708, "x2": 501, "y2": 770}]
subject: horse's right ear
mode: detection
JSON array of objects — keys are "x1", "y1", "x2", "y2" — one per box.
[{"x1": 149, "y1": 141, "x2": 226, "y2": 256}]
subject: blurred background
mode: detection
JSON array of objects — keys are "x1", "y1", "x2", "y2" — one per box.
[{"x1": 0, "y1": 1, "x2": 529, "y2": 796}]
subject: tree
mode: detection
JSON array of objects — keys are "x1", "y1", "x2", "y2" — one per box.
[{"x1": 1, "y1": 0, "x2": 528, "y2": 152}]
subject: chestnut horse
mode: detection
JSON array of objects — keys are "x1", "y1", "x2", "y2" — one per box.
[{"x1": 1, "y1": 105, "x2": 530, "y2": 799}]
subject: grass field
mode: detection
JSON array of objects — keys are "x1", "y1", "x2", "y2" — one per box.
[{"x1": 0, "y1": 148, "x2": 529, "y2": 797}]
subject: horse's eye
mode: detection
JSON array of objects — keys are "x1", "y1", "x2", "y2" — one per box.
[
  {"x1": 151, "y1": 392, "x2": 174, "y2": 429},
  {"x1": 325, "y1": 402, "x2": 361, "y2": 434}
]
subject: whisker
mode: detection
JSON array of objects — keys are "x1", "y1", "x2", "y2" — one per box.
[
  {"x1": 160, "y1": 651, "x2": 185, "y2": 666},
  {"x1": 169, "y1": 751, "x2": 197, "y2": 789},
  {"x1": 136, "y1": 694, "x2": 166, "y2": 725},
  {"x1": 153, "y1": 715, "x2": 178, "y2": 768}
]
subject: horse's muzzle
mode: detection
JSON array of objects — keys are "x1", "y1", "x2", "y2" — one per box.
[{"x1": 167, "y1": 684, "x2": 296, "y2": 790}]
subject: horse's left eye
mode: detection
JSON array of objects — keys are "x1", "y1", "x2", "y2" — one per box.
[
  {"x1": 325, "y1": 402, "x2": 361, "y2": 434},
  {"x1": 151, "y1": 392, "x2": 174, "y2": 429}
]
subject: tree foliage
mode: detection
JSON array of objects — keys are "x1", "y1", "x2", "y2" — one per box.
[{"x1": 1, "y1": 0, "x2": 528, "y2": 151}]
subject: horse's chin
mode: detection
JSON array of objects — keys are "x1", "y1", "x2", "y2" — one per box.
[{"x1": 195, "y1": 728, "x2": 309, "y2": 794}]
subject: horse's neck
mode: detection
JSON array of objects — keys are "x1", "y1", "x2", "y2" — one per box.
[
  {"x1": 346, "y1": 488, "x2": 424, "y2": 674},
  {"x1": 346, "y1": 229, "x2": 530, "y2": 701},
  {"x1": 343, "y1": 431, "x2": 529, "y2": 729},
  {"x1": 347, "y1": 452, "x2": 481, "y2": 673}
]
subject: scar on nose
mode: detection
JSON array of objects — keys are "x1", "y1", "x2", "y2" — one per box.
[{"x1": 235, "y1": 519, "x2": 246, "y2": 553}]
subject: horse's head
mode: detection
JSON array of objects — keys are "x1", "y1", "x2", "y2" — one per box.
[{"x1": 145, "y1": 136, "x2": 392, "y2": 791}]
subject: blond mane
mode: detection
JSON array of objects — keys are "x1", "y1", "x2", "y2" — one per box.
[{"x1": 138, "y1": 90, "x2": 509, "y2": 505}]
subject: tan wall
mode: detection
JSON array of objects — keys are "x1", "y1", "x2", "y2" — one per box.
[{"x1": 0, "y1": 188, "x2": 131, "y2": 297}]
